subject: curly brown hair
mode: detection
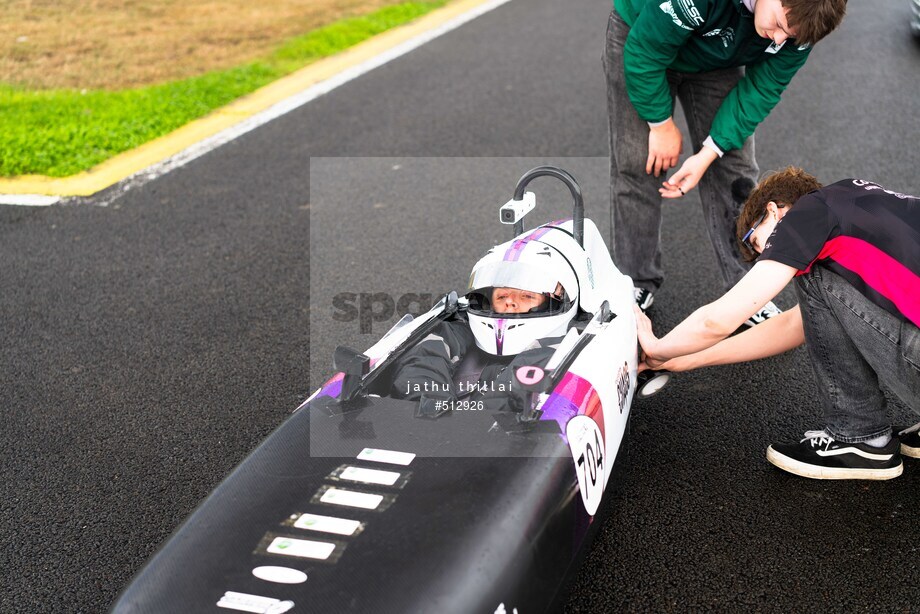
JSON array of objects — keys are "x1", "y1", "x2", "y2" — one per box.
[
  {"x1": 736, "y1": 167, "x2": 823, "y2": 261},
  {"x1": 782, "y1": 0, "x2": 847, "y2": 47}
]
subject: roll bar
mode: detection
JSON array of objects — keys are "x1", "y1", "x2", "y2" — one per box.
[{"x1": 511, "y1": 165, "x2": 585, "y2": 248}]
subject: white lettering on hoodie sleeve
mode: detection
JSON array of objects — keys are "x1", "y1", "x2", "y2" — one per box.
[{"x1": 659, "y1": 1, "x2": 693, "y2": 30}]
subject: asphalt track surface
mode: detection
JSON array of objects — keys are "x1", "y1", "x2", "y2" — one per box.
[{"x1": 2, "y1": 0, "x2": 919, "y2": 611}]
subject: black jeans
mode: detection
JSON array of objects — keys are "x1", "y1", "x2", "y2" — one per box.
[
  {"x1": 603, "y1": 10, "x2": 758, "y2": 293},
  {"x1": 796, "y1": 267, "x2": 920, "y2": 442}
]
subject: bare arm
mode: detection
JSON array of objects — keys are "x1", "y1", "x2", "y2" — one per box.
[
  {"x1": 649, "y1": 305, "x2": 804, "y2": 372},
  {"x1": 637, "y1": 260, "x2": 799, "y2": 364}
]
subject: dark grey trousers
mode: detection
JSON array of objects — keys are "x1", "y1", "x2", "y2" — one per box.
[
  {"x1": 796, "y1": 267, "x2": 920, "y2": 443},
  {"x1": 604, "y1": 10, "x2": 758, "y2": 293}
]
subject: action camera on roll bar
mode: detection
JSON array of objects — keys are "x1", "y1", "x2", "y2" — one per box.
[{"x1": 499, "y1": 191, "x2": 536, "y2": 225}]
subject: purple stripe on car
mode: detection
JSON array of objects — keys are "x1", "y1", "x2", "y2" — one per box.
[
  {"x1": 502, "y1": 220, "x2": 569, "y2": 261},
  {"x1": 318, "y1": 372, "x2": 345, "y2": 400}
]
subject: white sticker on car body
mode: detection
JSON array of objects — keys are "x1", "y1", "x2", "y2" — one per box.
[
  {"x1": 320, "y1": 487, "x2": 384, "y2": 510},
  {"x1": 339, "y1": 466, "x2": 401, "y2": 486},
  {"x1": 251, "y1": 566, "x2": 308, "y2": 585},
  {"x1": 293, "y1": 513, "x2": 362, "y2": 536},
  {"x1": 566, "y1": 415, "x2": 606, "y2": 516},
  {"x1": 357, "y1": 447, "x2": 415, "y2": 466},
  {"x1": 267, "y1": 536, "x2": 336, "y2": 560},
  {"x1": 216, "y1": 591, "x2": 295, "y2": 613}
]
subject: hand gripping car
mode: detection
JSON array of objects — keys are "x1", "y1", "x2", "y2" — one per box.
[{"x1": 112, "y1": 166, "x2": 670, "y2": 614}]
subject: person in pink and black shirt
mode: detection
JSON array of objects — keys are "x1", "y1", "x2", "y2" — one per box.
[{"x1": 634, "y1": 167, "x2": 920, "y2": 481}]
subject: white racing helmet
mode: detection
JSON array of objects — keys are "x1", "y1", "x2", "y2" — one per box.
[{"x1": 466, "y1": 232, "x2": 579, "y2": 356}]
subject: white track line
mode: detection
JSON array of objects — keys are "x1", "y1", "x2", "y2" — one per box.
[
  {"x1": 1, "y1": 0, "x2": 513, "y2": 208},
  {"x1": 0, "y1": 194, "x2": 61, "y2": 206}
]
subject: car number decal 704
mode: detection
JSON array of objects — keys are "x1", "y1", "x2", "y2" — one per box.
[{"x1": 565, "y1": 415, "x2": 605, "y2": 515}]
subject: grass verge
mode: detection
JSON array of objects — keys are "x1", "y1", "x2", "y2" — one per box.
[{"x1": 0, "y1": 1, "x2": 447, "y2": 178}]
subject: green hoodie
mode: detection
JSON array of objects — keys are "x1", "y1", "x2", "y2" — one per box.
[{"x1": 613, "y1": 0, "x2": 811, "y2": 152}]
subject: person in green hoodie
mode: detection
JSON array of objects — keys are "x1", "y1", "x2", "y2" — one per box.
[{"x1": 604, "y1": 0, "x2": 846, "y2": 321}]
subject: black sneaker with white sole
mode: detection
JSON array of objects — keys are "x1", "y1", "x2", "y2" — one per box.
[
  {"x1": 744, "y1": 300, "x2": 781, "y2": 327},
  {"x1": 634, "y1": 287, "x2": 654, "y2": 313},
  {"x1": 767, "y1": 430, "x2": 903, "y2": 480},
  {"x1": 894, "y1": 423, "x2": 920, "y2": 459}
]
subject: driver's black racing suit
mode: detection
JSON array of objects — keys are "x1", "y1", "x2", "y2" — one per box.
[{"x1": 389, "y1": 318, "x2": 562, "y2": 411}]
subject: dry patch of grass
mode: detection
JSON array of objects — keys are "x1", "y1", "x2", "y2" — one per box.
[{"x1": 0, "y1": 0, "x2": 420, "y2": 89}]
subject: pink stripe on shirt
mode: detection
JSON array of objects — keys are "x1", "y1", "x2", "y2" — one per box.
[{"x1": 800, "y1": 236, "x2": 920, "y2": 326}]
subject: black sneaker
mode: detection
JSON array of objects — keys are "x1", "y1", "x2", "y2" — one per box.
[
  {"x1": 634, "y1": 287, "x2": 654, "y2": 312},
  {"x1": 744, "y1": 300, "x2": 781, "y2": 327},
  {"x1": 766, "y1": 430, "x2": 903, "y2": 480},
  {"x1": 895, "y1": 423, "x2": 920, "y2": 459}
]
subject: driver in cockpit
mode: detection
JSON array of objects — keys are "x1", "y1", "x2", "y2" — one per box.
[{"x1": 390, "y1": 236, "x2": 580, "y2": 411}]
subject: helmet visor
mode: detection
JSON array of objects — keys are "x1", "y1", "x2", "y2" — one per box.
[{"x1": 467, "y1": 261, "x2": 564, "y2": 296}]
